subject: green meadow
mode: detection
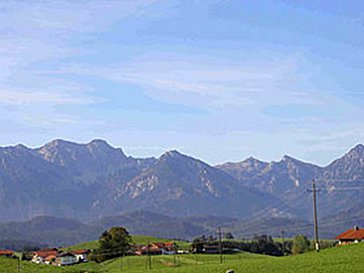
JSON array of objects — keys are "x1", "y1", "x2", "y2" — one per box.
[{"x1": 1, "y1": 242, "x2": 363, "y2": 273}]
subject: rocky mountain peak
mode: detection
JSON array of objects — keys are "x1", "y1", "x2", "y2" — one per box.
[
  {"x1": 158, "y1": 150, "x2": 190, "y2": 163},
  {"x1": 43, "y1": 139, "x2": 75, "y2": 148},
  {"x1": 327, "y1": 144, "x2": 364, "y2": 166},
  {"x1": 87, "y1": 139, "x2": 113, "y2": 149},
  {"x1": 243, "y1": 156, "x2": 262, "y2": 164},
  {"x1": 347, "y1": 144, "x2": 364, "y2": 157},
  {"x1": 281, "y1": 155, "x2": 301, "y2": 164},
  {"x1": 323, "y1": 144, "x2": 364, "y2": 179},
  {"x1": 280, "y1": 155, "x2": 316, "y2": 168},
  {"x1": 14, "y1": 144, "x2": 28, "y2": 150},
  {"x1": 86, "y1": 139, "x2": 126, "y2": 156},
  {"x1": 161, "y1": 149, "x2": 183, "y2": 157}
]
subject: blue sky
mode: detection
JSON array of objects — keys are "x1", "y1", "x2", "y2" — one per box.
[{"x1": 1, "y1": 0, "x2": 363, "y2": 165}]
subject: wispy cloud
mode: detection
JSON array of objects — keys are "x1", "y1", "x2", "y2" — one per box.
[
  {"x1": 54, "y1": 53, "x2": 328, "y2": 110},
  {"x1": 1, "y1": 0, "x2": 363, "y2": 166},
  {"x1": 0, "y1": 0, "x2": 159, "y2": 105}
]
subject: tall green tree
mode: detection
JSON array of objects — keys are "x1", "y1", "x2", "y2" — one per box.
[
  {"x1": 91, "y1": 227, "x2": 132, "y2": 262},
  {"x1": 292, "y1": 235, "x2": 310, "y2": 255}
]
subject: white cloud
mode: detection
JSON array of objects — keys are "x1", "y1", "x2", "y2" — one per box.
[
  {"x1": 0, "y1": 0, "x2": 159, "y2": 105},
  {"x1": 53, "y1": 54, "x2": 329, "y2": 110}
]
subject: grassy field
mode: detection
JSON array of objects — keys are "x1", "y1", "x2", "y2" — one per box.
[{"x1": 1, "y1": 243, "x2": 363, "y2": 273}]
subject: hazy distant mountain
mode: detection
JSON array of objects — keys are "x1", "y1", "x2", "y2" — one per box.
[
  {"x1": 0, "y1": 140, "x2": 156, "y2": 221},
  {"x1": 92, "y1": 210, "x2": 207, "y2": 240},
  {"x1": 217, "y1": 144, "x2": 364, "y2": 220},
  {"x1": 0, "y1": 140, "x2": 363, "y2": 225},
  {"x1": 108, "y1": 150, "x2": 276, "y2": 218},
  {"x1": 0, "y1": 211, "x2": 208, "y2": 249},
  {"x1": 0, "y1": 215, "x2": 96, "y2": 248},
  {"x1": 1, "y1": 209, "x2": 359, "y2": 250},
  {"x1": 0, "y1": 140, "x2": 275, "y2": 222},
  {"x1": 323, "y1": 144, "x2": 364, "y2": 180}
]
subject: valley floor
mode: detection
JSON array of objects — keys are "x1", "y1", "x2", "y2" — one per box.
[{"x1": 1, "y1": 243, "x2": 363, "y2": 273}]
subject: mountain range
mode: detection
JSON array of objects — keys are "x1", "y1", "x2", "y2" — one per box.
[
  {"x1": 0, "y1": 139, "x2": 364, "y2": 245},
  {"x1": 217, "y1": 144, "x2": 364, "y2": 220}
]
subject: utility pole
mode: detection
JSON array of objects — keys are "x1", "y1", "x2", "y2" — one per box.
[
  {"x1": 281, "y1": 230, "x2": 285, "y2": 256},
  {"x1": 218, "y1": 227, "x2": 223, "y2": 264},
  {"x1": 17, "y1": 257, "x2": 20, "y2": 273},
  {"x1": 308, "y1": 179, "x2": 320, "y2": 252},
  {"x1": 173, "y1": 244, "x2": 177, "y2": 266},
  {"x1": 146, "y1": 241, "x2": 152, "y2": 270}
]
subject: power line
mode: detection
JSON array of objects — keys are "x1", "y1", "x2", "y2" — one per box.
[
  {"x1": 233, "y1": 189, "x2": 307, "y2": 232},
  {"x1": 237, "y1": 183, "x2": 364, "y2": 238},
  {"x1": 316, "y1": 179, "x2": 364, "y2": 183},
  {"x1": 319, "y1": 186, "x2": 364, "y2": 191},
  {"x1": 230, "y1": 213, "x2": 364, "y2": 239},
  {"x1": 234, "y1": 211, "x2": 364, "y2": 238}
]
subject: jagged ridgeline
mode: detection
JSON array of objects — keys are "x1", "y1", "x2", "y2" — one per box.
[
  {"x1": 0, "y1": 139, "x2": 274, "y2": 222},
  {"x1": 0, "y1": 140, "x2": 363, "y2": 224}
]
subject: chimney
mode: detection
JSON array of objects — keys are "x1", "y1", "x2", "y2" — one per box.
[{"x1": 354, "y1": 225, "x2": 359, "y2": 231}]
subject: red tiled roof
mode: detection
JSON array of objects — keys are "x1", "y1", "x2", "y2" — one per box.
[
  {"x1": 45, "y1": 255, "x2": 56, "y2": 261},
  {"x1": 151, "y1": 242, "x2": 176, "y2": 249},
  {"x1": 0, "y1": 250, "x2": 14, "y2": 255},
  {"x1": 71, "y1": 249, "x2": 89, "y2": 255},
  {"x1": 152, "y1": 242, "x2": 165, "y2": 248},
  {"x1": 34, "y1": 250, "x2": 59, "y2": 258},
  {"x1": 336, "y1": 228, "x2": 364, "y2": 240},
  {"x1": 57, "y1": 252, "x2": 76, "y2": 258}
]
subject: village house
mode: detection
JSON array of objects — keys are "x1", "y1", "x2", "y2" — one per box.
[
  {"x1": 133, "y1": 245, "x2": 148, "y2": 256},
  {"x1": 0, "y1": 250, "x2": 14, "y2": 258},
  {"x1": 44, "y1": 254, "x2": 57, "y2": 265},
  {"x1": 134, "y1": 244, "x2": 162, "y2": 255},
  {"x1": 151, "y1": 242, "x2": 178, "y2": 255},
  {"x1": 55, "y1": 252, "x2": 78, "y2": 266},
  {"x1": 134, "y1": 242, "x2": 177, "y2": 256},
  {"x1": 31, "y1": 248, "x2": 89, "y2": 266},
  {"x1": 32, "y1": 249, "x2": 59, "y2": 264},
  {"x1": 71, "y1": 249, "x2": 90, "y2": 262},
  {"x1": 336, "y1": 226, "x2": 364, "y2": 245}
]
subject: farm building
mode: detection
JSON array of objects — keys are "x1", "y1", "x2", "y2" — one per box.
[
  {"x1": 336, "y1": 226, "x2": 364, "y2": 245},
  {"x1": 133, "y1": 242, "x2": 177, "y2": 255},
  {"x1": 44, "y1": 254, "x2": 57, "y2": 265},
  {"x1": 0, "y1": 250, "x2": 14, "y2": 258},
  {"x1": 71, "y1": 249, "x2": 90, "y2": 262},
  {"x1": 32, "y1": 249, "x2": 59, "y2": 264},
  {"x1": 151, "y1": 242, "x2": 178, "y2": 255},
  {"x1": 31, "y1": 248, "x2": 89, "y2": 266},
  {"x1": 55, "y1": 252, "x2": 78, "y2": 266}
]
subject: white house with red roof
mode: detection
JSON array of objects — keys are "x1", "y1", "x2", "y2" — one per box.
[
  {"x1": 150, "y1": 242, "x2": 177, "y2": 255},
  {"x1": 55, "y1": 252, "x2": 78, "y2": 266},
  {"x1": 32, "y1": 249, "x2": 59, "y2": 264},
  {"x1": 71, "y1": 249, "x2": 90, "y2": 262},
  {"x1": 336, "y1": 226, "x2": 364, "y2": 245}
]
